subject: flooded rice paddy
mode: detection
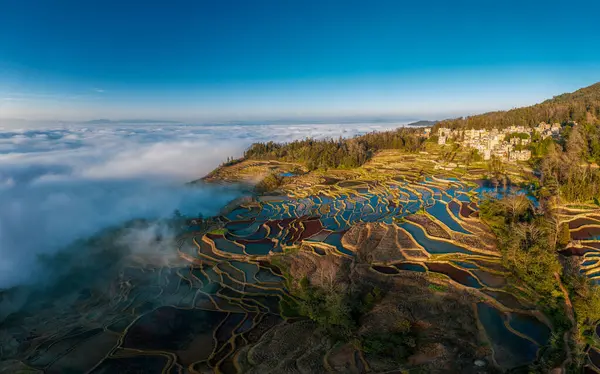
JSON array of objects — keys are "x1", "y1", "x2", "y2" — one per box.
[
  {"x1": 2, "y1": 174, "x2": 565, "y2": 372},
  {"x1": 176, "y1": 175, "x2": 552, "y2": 370}
]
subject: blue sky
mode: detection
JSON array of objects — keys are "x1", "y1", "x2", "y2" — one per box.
[{"x1": 0, "y1": 0, "x2": 599, "y2": 121}]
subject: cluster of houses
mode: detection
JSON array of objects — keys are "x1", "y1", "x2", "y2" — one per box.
[{"x1": 428, "y1": 122, "x2": 563, "y2": 161}]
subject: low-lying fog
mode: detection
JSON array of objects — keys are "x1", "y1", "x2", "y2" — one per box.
[{"x1": 0, "y1": 121, "x2": 405, "y2": 290}]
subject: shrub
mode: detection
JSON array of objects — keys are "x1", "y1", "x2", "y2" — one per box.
[{"x1": 255, "y1": 173, "x2": 284, "y2": 193}]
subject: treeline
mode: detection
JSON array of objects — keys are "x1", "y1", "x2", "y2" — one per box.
[
  {"x1": 435, "y1": 82, "x2": 600, "y2": 130},
  {"x1": 244, "y1": 128, "x2": 425, "y2": 170}
]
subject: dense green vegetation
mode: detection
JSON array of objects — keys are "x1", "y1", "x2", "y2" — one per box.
[
  {"x1": 435, "y1": 82, "x2": 600, "y2": 131},
  {"x1": 244, "y1": 127, "x2": 425, "y2": 170},
  {"x1": 479, "y1": 195, "x2": 570, "y2": 370},
  {"x1": 504, "y1": 132, "x2": 530, "y2": 141},
  {"x1": 479, "y1": 196, "x2": 564, "y2": 306},
  {"x1": 480, "y1": 192, "x2": 600, "y2": 369},
  {"x1": 360, "y1": 328, "x2": 416, "y2": 361},
  {"x1": 538, "y1": 124, "x2": 600, "y2": 202},
  {"x1": 529, "y1": 132, "x2": 556, "y2": 158},
  {"x1": 289, "y1": 275, "x2": 368, "y2": 338},
  {"x1": 563, "y1": 256, "x2": 600, "y2": 348}
]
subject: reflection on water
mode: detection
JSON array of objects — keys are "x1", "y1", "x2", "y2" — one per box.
[{"x1": 477, "y1": 303, "x2": 539, "y2": 368}]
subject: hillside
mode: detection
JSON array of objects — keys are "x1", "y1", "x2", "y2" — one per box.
[
  {"x1": 406, "y1": 120, "x2": 437, "y2": 127},
  {"x1": 436, "y1": 82, "x2": 600, "y2": 130}
]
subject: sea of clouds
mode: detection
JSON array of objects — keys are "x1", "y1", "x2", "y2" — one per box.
[{"x1": 0, "y1": 121, "x2": 406, "y2": 289}]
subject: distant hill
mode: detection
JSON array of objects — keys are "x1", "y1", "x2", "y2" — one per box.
[
  {"x1": 83, "y1": 119, "x2": 182, "y2": 124},
  {"x1": 436, "y1": 82, "x2": 600, "y2": 130},
  {"x1": 406, "y1": 120, "x2": 437, "y2": 127}
]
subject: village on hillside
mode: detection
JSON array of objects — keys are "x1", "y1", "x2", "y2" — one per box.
[{"x1": 425, "y1": 122, "x2": 566, "y2": 162}]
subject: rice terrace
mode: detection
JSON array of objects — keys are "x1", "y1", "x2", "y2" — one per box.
[{"x1": 5, "y1": 136, "x2": 600, "y2": 373}]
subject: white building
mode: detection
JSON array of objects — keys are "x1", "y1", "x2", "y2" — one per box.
[
  {"x1": 509, "y1": 149, "x2": 531, "y2": 161},
  {"x1": 483, "y1": 149, "x2": 491, "y2": 160}
]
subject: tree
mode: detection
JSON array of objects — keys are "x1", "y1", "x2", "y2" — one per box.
[
  {"x1": 566, "y1": 125, "x2": 587, "y2": 161},
  {"x1": 557, "y1": 223, "x2": 571, "y2": 248},
  {"x1": 500, "y1": 195, "x2": 531, "y2": 222}
]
